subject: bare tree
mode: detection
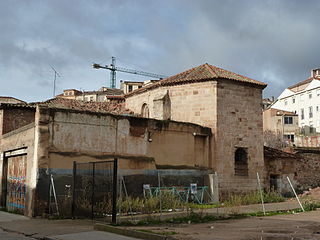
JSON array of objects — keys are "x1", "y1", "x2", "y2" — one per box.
[{"x1": 263, "y1": 130, "x2": 287, "y2": 149}]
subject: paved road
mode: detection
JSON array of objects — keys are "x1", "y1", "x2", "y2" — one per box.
[
  {"x1": 0, "y1": 211, "x2": 139, "y2": 240},
  {"x1": 48, "y1": 231, "x2": 139, "y2": 240},
  {"x1": 129, "y1": 210, "x2": 320, "y2": 239},
  {"x1": 0, "y1": 211, "x2": 29, "y2": 222},
  {"x1": 0, "y1": 228, "x2": 34, "y2": 240}
]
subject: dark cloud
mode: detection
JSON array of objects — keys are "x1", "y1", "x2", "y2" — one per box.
[{"x1": 0, "y1": 0, "x2": 320, "y2": 101}]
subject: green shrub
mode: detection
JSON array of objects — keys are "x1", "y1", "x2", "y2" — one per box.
[{"x1": 303, "y1": 201, "x2": 320, "y2": 211}]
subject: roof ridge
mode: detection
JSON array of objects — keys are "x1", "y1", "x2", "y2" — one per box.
[
  {"x1": 288, "y1": 77, "x2": 314, "y2": 90},
  {"x1": 159, "y1": 64, "x2": 203, "y2": 86},
  {"x1": 125, "y1": 63, "x2": 267, "y2": 98},
  {"x1": 204, "y1": 63, "x2": 219, "y2": 77}
]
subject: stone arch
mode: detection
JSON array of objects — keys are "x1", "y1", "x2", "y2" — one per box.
[
  {"x1": 141, "y1": 103, "x2": 150, "y2": 118},
  {"x1": 234, "y1": 147, "x2": 248, "y2": 176}
]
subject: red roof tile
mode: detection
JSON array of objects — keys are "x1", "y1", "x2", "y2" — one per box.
[
  {"x1": 125, "y1": 63, "x2": 267, "y2": 97},
  {"x1": 39, "y1": 98, "x2": 133, "y2": 115}
]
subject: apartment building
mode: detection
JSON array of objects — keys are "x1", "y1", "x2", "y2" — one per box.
[
  {"x1": 57, "y1": 87, "x2": 124, "y2": 103},
  {"x1": 120, "y1": 80, "x2": 159, "y2": 94},
  {"x1": 263, "y1": 108, "x2": 299, "y2": 144},
  {"x1": 272, "y1": 68, "x2": 320, "y2": 133}
]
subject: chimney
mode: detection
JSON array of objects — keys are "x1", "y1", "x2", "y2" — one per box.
[{"x1": 311, "y1": 68, "x2": 320, "y2": 79}]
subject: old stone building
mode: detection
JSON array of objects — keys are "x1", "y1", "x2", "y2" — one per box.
[
  {"x1": 263, "y1": 108, "x2": 299, "y2": 145},
  {"x1": 264, "y1": 146, "x2": 320, "y2": 195},
  {"x1": 0, "y1": 99, "x2": 211, "y2": 216},
  {"x1": 125, "y1": 63, "x2": 267, "y2": 193}
]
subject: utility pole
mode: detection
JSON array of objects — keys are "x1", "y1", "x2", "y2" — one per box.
[{"x1": 51, "y1": 66, "x2": 60, "y2": 97}]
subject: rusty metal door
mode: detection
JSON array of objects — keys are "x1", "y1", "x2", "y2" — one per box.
[{"x1": 6, "y1": 155, "x2": 27, "y2": 213}]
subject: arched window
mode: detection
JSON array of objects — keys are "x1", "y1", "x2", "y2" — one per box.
[
  {"x1": 234, "y1": 148, "x2": 248, "y2": 176},
  {"x1": 141, "y1": 103, "x2": 150, "y2": 118}
]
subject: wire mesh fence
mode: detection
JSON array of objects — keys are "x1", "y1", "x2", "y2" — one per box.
[
  {"x1": 47, "y1": 164, "x2": 320, "y2": 222},
  {"x1": 116, "y1": 171, "x2": 215, "y2": 219}
]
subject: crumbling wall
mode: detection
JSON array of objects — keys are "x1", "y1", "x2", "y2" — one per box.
[
  {"x1": 2, "y1": 107, "x2": 35, "y2": 135},
  {"x1": 264, "y1": 148, "x2": 298, "y2": 195},
  {"x1": 295, "y1": 152, "x2": 320, "y2": 190},
  {"x1": 0, "y1": 124, "x2": 36, "y2": 217},
  {"x1": 46, "y1": 108, "x2": 211, "y2": 170},
  {"x1": 34, "y1": 107, "x2": 212, "y2": 216},
  {"x1": 264, "y1": 147, "x2": 320, "y2": 194}
]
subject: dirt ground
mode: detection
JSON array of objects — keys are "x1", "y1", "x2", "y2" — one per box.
[{"x1": 129, "y1": 210, "x2": 320, "y2": 240}]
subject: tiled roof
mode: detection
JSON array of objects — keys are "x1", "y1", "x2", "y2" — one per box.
[
  {"x1": 1, "y1": 98, "x2": 133, "y2": 115},
  {"x1": 287, "y1": 77, "x2": 314, "y2": 92},
  {"x1": 268, "y1": 108, "x2": 297, "y2": 116},
  {"x1": 0, "y1": 96, "x2": 26, "y2": 103},
  {"x1": 40, "y1": 98, "x2": 132, "y2": 115},
  {"x1": 125, "y1": 63, "x2": 267, "y2": 97},
  {"x1": 264, "y1": 146, "x2": 298, "y2": 159},
  {"x1": 83, "y1": 88, "x2": 123, "y2": 96}
]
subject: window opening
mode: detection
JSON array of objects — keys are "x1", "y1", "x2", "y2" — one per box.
[{"x1": 234, "y1": 148, "x2": 248, "y2": 176}]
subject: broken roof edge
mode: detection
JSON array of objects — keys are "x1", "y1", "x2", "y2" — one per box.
[
  {"x1": 0, "y1": 102, "x2": 35, "y2": 109},
  {"x1": 264, "y1": 146, "x2": 299, "y2": 159},
  {"x1": 36, "y1": 105, "x2": 212, "y2": 134}
]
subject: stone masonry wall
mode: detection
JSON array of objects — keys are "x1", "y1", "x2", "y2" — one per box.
[
  {"x1": 126, "y1": 79, "x2": 265, "y2": 194},
  {"x1": 295, "y1": 152, "x2": 320, "y2": 190},
  {"x1": 125, "y1": 81, "x2": 217, "y2": 129},
  {"x1": 265, "y1": 149, "x2": 320, "y2": 194},
  {"x1": 125, "y1": 81, "x2": 216, "y2": 171},
  {"x1": 216, "y1": 80, "x2": 264, "y2": 193}
]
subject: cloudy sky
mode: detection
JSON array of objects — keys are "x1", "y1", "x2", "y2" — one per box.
[{"x1": 1, "y1": 0, "x2": 320, "y2": 102}]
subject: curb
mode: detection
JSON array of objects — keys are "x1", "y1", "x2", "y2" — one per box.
[{"x1": 94, "y1": 223, "x2": 176, "y2": 240}]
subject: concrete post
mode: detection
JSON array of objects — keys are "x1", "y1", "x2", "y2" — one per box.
[{"x1": 207, "y1": 172, "x2": 219, "y2": 203}]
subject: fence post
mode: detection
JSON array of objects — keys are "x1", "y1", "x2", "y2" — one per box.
[
  {"x1": 287, "y1": 176, "x2": 305, "y2": 212},
  {"x1": 91, "y1": 162, "x2": 95, "y2": 220},
  {"x1": 112, "y1": 158, "x2": 118, "y2": 224},
  {"x1": 158, "y1": 172, "x2": 162, "y2": 218},
  {"x1": 71, "y1": 161, "x2": 76, "y2": 219},
  {"x1": 257, "y1": 172, "x2": 266, "y2": 216}
]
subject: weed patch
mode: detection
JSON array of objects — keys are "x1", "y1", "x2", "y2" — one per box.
[{"x1": 224, "y1": 190, "x2": 285, "y2": 207}]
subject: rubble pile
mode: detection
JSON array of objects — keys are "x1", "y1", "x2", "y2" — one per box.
[{"x1": 300, "y1": 187, "x2": 320, "y2": 199}]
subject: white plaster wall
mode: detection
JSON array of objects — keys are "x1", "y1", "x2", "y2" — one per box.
[{"x1": 273, "y1": 79, "x2": 320, "y2": 132}]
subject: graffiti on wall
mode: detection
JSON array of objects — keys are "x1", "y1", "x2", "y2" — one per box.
[{"x1": 6, "y1": 155, "x2": 27, "y2": 213}]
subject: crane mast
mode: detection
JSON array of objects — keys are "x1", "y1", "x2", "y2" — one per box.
[{"x1": 93, "y1": 57, "x2": 167, "y2": 89}]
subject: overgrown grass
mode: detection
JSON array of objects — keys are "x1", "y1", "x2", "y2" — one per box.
[
  {"x1": 187, "y1": 203, "x2": 221, "y2": 209},
  {"x1": 118, "y1": 200, "x2": 320, "y2": 226},
  {"x1": 224, "y1": 190, "x2": 285, "y2": 207},
  {"x1": 118, "y1": 191, "x2": 185, "y2": 214},
  {"x1": 303, "y1": 200, "x2": 320, "y2": 211}
]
